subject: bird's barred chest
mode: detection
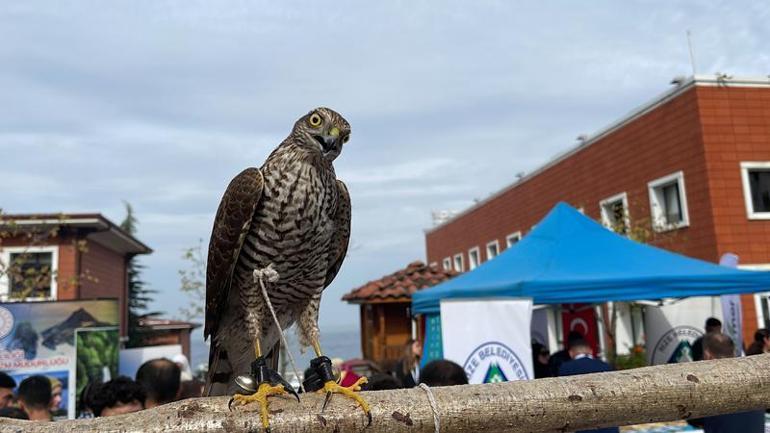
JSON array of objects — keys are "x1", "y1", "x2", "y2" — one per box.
[{"x1": 233, "y1": 160, "x2": 339, "y2": 309}]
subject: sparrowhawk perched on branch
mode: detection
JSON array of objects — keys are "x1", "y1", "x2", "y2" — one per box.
[{"x1": 204, "y1": 108, "x2": 368, "y2": 430}]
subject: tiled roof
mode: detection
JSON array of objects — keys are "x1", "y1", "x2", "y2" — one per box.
[
  {"x1": 342, "y1": 261, "x2": 457, "y2": 303},
  {"x1": 0, "y1": 212, "x2": 152, "y2": 255}
]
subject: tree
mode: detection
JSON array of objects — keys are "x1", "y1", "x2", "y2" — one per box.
[
  {"x1": 589, "y1": 199, "x2": 686, "y2": 367},
  {"x1": 121, "y1": 202, "x2": 161, "y2": 347},
  {"x1": 179, "y1": 239, "x2": 206, "y2": 321}
]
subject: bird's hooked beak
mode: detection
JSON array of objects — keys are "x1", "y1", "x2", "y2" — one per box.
[{"x1": 312, "y1": 126, "x2": 342, "y2": 156}]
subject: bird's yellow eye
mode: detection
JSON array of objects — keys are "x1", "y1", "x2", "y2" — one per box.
[{"x1": 308, "y1": 113, "x2": 322, "y2": 127}]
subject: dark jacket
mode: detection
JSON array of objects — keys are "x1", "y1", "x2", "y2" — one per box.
[
  {"x1": 558, "y1": 356, "x2": 618, "y2": 433},
  {"x1": 393, "y1": 359, "x2": 417, "y2": 388},
  {"x1": 701, "y1": 410, "x2": 765, "y2": 433},
  {"x1": 691, "y1": 336, "x2": 704, "y2": 361},
  {"x1": 558, "y1": 356, "x2": 613, "y2": 376}
]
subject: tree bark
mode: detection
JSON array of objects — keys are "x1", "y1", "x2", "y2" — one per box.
[{"x1": 3, "y1": 354, "x2": 769, "y2": 433}]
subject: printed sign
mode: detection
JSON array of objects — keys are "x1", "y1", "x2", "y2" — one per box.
[
  {"x1": 645, "y1": 297, "x2": 721, "y2": 365},
  {"x1": 0, "y1": 299, "x2": 119, "y2": 419},
  {"x1": 441, "y1": 298, "x2": 533, "y2": 383}
]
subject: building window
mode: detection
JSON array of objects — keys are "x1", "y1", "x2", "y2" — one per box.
[
  {"x1": 486, "y1": 240, "x2": 499, "y2": 260},
  {"x1": 442, "y1": 257, "x2": 452, "y2": 271},
  {"x1": 468, "y1": 247, "x2": 480, "y2": 270},
  {"x1": 0, "y1": 246, "x2": 58, "y2": 300},
  {"x1": 600, "y1": 192, "x2": 630, "y2": 234},
  {"x1": 453, "y1": 254, "x2": 464, "y2": 272},
  {"x1": 648, "y1": 171, "x2": 689, "y2": 231},
  {"x1": 741, "y1": 162, "x2": 770, "y2": 219},
  {"x1": 506, "y1": 232, "x2": 522, "y2": 248}
]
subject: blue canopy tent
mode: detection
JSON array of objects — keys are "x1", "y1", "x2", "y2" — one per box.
[{"x1": 413, "y1": 202, "x2": 770, "y2": 315}]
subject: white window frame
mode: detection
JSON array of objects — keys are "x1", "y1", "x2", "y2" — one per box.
[
  {"x1": 647, "y1": 171, "x2": 690, "y2": 232},
  {"x1": 442, "y1": 257, "x2": 452, "y2": 271},
  {"x1": 740, "y1": 162, "x2": 770, "y2": 220},
  {"x1": 0, "y1": 245, "x2": 59, "y2": 301},
  {"x1": 599, "y1": 192, "x2": 630, "y2": 234},
  {"x1": 468, "y1": 247, "x2": 481, "y2": 270},
  {"x1": 505, "y1": 231, "x2": 522, "y2": 248},
  {"x1": 486, "y1": 240, "x2": 500, "y2": 261},
  {"x1": 453, "y1": 254, "x2": 464, "y2": 272}
]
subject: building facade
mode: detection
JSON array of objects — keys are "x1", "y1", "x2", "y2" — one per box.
[
  {"x1": 425, "y1": 75, "x2": 770, "y2": 346},
  {"x1": 342, "y1": 261, "x2": 455, "y2": 368},
  {"x1": 0, "y1": 213, "x2": 151, "y2": 337}
]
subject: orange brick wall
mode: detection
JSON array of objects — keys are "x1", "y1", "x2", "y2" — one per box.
[
  {"x1": 425, "y1": 83, "x2": 770, "y2": 347},
  {"x1": 697, "y1": 85, "x2": 770, "y2": 343},
  {"x1": 55, "y1": 236, "x2": 79, "y2": 300},
  {"x1": 426, "y1": 86, "x2": 717, "y2": 266},
  {"x1": 80, "y1": 240, "x2": 128, "y2": 335},
  {"x1": 699, "y1": 86, "x2": 770, "y2": 263}
]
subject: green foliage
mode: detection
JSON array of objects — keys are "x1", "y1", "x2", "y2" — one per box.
[
  {"x1": 75, "y1": 328, "x2": 119, "y2": 417},
  {"x1": 612, "y1": 345, "x2": 648, "y2": 370},
  {"x1": 178, "y1": 239, "x2": 205, "y2": 321},
  {"x1": 121, "y1": 202, "x2": 161, "y2": 347}
]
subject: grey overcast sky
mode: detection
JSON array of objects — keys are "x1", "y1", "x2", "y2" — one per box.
[{"x1": 1, "y1": 1, "x2": 768, "y2": 334}]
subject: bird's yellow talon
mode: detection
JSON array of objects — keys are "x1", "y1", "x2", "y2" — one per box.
[
  {"x1": 319, "y1": 378, "x2": 371, "y2": 421},
  {"x1": 230, "y1": 383, "x2": 287, "y2": 430}
]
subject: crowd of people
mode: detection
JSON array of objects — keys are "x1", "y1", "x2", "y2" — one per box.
[
  {"x1": 527, "y1": 318, "x2": 769, "y2": 433},
  {"x1": 1, "y1": 324, "x2": 767, "y2": 428},
  {"x1": 0, "y1": 355, "x2": 203, "y2": 422},
  {"x1": 301, "y1": 339, "x2": 470, "y2": 393}
]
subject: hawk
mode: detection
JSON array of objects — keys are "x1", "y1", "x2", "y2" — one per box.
[{"x1": 204, "y1": 108, "x2": 368, "y2": 429}]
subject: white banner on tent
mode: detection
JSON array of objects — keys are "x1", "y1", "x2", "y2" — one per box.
[
  {"x1": 440, "y1": 298, "x2": 533, "y2": 383},
  {"x1": 645, "y1": 297, "x2": 722, "y2": 365},
  {"x1": 719, "y1": 253, "x2": 744, "y2": 356}
]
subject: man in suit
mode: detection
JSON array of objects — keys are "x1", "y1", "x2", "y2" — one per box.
[
  {"x1": 558, "y1": 339, "x2": 618, "y2": 433},
  {"x1": 691, "y1": 317, "x2": 722, "y2": 361},
  {"x1": 695, "y1": 333, "x2": 765, "y2": 433}
]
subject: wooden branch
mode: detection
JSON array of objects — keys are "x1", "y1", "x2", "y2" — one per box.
[{"x1": 4, "y1": 354, "x2": 769, "y2": 433}]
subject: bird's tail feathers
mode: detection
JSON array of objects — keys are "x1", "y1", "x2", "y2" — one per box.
[{"x1": 204, "y1": 344, "x2": 232, "y2": 397}]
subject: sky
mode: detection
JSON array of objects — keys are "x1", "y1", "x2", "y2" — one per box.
[{"x1": 1, "y1": 1, "x2": 769, "y2": 340}]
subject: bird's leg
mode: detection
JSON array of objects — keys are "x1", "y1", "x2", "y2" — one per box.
[
  {"x1": 229, "y1": 340, "x2": 299, "y2": 432},
  {"x1": 303, "y1": 339, "x2": 371, "y2": 425}
]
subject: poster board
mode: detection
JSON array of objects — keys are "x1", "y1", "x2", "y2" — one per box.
[{"x1": 0, "y1": 299, "x2": 119, "y2": 419}]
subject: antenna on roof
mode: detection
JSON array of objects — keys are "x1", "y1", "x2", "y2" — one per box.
[{"x1": 686, "y1": 30, "x2": 697, "y2": 76}]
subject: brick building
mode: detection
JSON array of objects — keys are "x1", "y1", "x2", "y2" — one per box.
[
  {"x1": 0, "y1": 213, "x2": 151, "y2": 337},
  {"x1": 425, "y1": 75, "x2": 770, "y2": 346}
]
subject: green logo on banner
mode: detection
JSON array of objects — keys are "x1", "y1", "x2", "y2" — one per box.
[{"x1": 483, "y1": 362, "x2": 508, "y2": 383}]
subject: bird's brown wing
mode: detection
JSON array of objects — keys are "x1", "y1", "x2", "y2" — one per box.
[
  {"x1": 205, "y1": 167, "x2": 264, "y2": 339},
  {"x1": 324, "y1": 180, "x2": 351, "y2": 289}
]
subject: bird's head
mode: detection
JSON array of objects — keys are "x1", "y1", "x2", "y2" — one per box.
[{"x1": 293, "y1": 107, "x2": 351, "y2": 161}]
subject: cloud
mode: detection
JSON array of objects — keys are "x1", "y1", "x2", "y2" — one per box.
[{"x1": 0, "y1": 0, "x2": 768, "y2": 337}]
